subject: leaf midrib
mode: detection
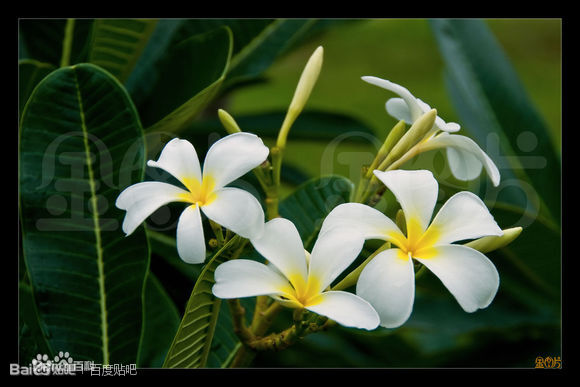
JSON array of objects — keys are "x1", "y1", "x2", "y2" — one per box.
[{"x1": 73, "y1": 66, "x2": 110, "y2": 365}]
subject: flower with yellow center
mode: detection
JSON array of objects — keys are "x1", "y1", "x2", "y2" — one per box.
[
  {"x1": 116, "y1": 133, "x2": 269, "y2": 264},
  {"x1": 212, "y1": 218, "x2": 380, "y2": 330},
  {"x1": 320, "y1": 169, "x2": 503, "y2": 328}
]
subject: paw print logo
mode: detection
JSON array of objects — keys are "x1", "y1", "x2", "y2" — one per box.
[
  {"x1": 53, "y1": 351, "x2": 73, "y2": 365},
  {"x1": 31, "y1": 354, "x2": 52, "y2": 375}
]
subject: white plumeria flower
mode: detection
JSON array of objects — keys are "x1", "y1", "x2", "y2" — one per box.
[
  {"x1": 116, "y1": 133, "x2": 269, "y2": 264},
  {"x1": 362, "y1": 76, "x2": 500, "y2": 187},
  {"x1": 320, "y1": 169, "x2": 503, "y2": 328},
  {"x1": 212, "y1": 218, "x2": 380, "y2": 330}
]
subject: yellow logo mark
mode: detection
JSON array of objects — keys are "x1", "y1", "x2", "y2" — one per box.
[{"x1": 535, "y1": 356, "x2": 562, "y2": 369}]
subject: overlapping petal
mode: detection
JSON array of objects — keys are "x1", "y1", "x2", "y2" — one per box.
[
  {"x1": 176, "y1": 204, "x2": 206, "y2": 264},
  {"x1": 201, "y1": 187, "x2": 265, "y2": 240},
  {"x1": 421, "y1": 132, "x2": 501, "y2": 187},
  {"x1": 414, "y1": 245, "x2": 500, "y2": 312},
  {"x1": 212, "y1": 259, "x2": 294, "y2": 299},
  {"x1": 305, "y1": 291, "x2": 380, "y2": 330},
  {"x1": 203, "y1": 132, "x2": 270, "y2": 190},
  {"x1": 116, "y1": 181, "x2": 189, "y2": 236},
  {"x1": 146, "y1": 138, "x2": 202, "y2": 189},
  {"x1": 356, "y1": 248, "x2": 415, "y2": 328},
  {"x1": 373, "y1": 169, "x2": 438, "y2": 235},
  {"x1": 319, "y1": 202, "x2": 404, "y2": 242},
  {"x1": 427, "y1": 191, "x2": 503, "y2": 245},
  {"x1": 308, "y1": 227, "x2": 365, "y2": 294},
  {"x1": 249, "y1": 218, "x2": 308, "y2": 291}
]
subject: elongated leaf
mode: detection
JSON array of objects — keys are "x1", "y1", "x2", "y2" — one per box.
[
  {"x1": 125, "y1": 20, "x2": 185, "y2": 105},
  {"x1": 169, "y1": 19, "x2": 273, "y2": 56},
  {"x1": 430, "y1": 19, "x2": 561, "y2": 225},
  {"x1": 19, "y1": 63, "x2": 149, "y2": 364},
  {"x1": 88, "y1": 19, "x2": 158, "y2": 83},
  {"x1": 225, "y1": 19, "x2": 316, "y2": 87},
  {"x1": 140, "y1": 26, "x2": 233, "y2": 134},
  {"x1": 163, "y1": 238, "x2": 240, "y2": 368},
  {"x1": 137, "y1": 274, "x2": 180, "y2": 368},
  {"x1": 18, "y1": 59, "x2": 56, "y2": 118}
]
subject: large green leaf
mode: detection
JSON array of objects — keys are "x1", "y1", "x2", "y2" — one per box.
[
  {"x1": 162, "y1": 238, "x2": 240, "y2": 368},
  {"x1": 19, "y1": 63, "x2": 149, "y2": 364},
  {"x1": 137, "y1": 274, "x2": 180, "y2": 368},
  {"x1": 139, "y1": 26, "x2": 233, "y2": 134},
  {"x1": 88, "y1": 19, "x2": 158, "y2": 84},
  {"x1": 429, "y1": 19, "x2": 561, "y2": 225}
]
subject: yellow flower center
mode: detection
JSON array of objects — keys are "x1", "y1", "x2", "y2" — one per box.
[
  {"x1": 178, "y1": 175, "x2": 217, "y2": 207},
  {"x1": 388, "y1": 216, "x2": 440, "y2": 259}
]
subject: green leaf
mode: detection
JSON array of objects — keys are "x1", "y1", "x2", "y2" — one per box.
[
  {"x1": 19, "y1": 63, "x2": 149, "y2": 364},
  {"x1": 137, "y1": 273, "x2": 180, "y2": 368},
  {"x1": 224, "y1": 19, "x2": 316, "y2": 87},
  {"x1": 19, "y1": 282, "x2": 52, "y2": 365},
  {"x1": 162, "y1": 237, "x2": 241, "y2": 368},
  {"x1": 430, "y1": 19, "x2": 561, "y2": 225},
  {"x1": 278, "y1": 175, "x2": 354, "y2": 250},
  {"x1": 18, "y1": 59, "x2": 56, "y2": 118},
  {"x1": 125, "y1": 20, "x2": 185, "y2": 105},
  {"x1": 139, "y1": 26, "x2": 233, "y2": 134},
  {"x1": 88, "y1": 19, "x2": 158, "y2": 83}
]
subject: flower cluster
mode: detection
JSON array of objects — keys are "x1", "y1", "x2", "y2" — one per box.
[{"x1": 116, "y1": 47, "x2": 519, "y2": 336}]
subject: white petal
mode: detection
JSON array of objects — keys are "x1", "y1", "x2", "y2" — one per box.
[
  {"x1": 373, "y1": 169, "x2": 438, "y2": 235},
  {"x1": 319, "y1": 202, "x2": 404, "y2": 242},
  {"x1": 385, "y1": 98, "x2": 413, "y2": 123},
  {"x1": 414, "y1": 245, "x2": 500, "y2": 313},
  {"x1": 200, "y1": 187, "x2": 265, "y2": 240},
  {"x1": 428, "y1": 191, "x2": 503, "y2": 245},
  {"x1": 202, "y1": 132, "x2": 269, "y2": 190},
  {"x1": 212, "y1": 259, "x2": 294, "y2": 299},
  {"x1": 361, "y1": 76, "x2": 424, "y2": 121},
  {"x1": 446, "y1": 146, "x2": 484, "y2": 181},
  {"x1": 305, "y1": 291, "x2": 379, "y2": 330},
  {"x1": 423, "y1": 132, "x2": 500, "y2": 186},
  {"x1": 249, "y1": 218, "x2": 308, "y2": 291},
  {"x1": 176, "y1": 204, "x2": 206, "y2": 264},
  {"x1": 308, "y1": 228, "x2": 365, "y2": 293},
  {"x1": 146, "y1": 138, "x2": 202, "y2": 188},
  {"x1": 116, "y1": 181, "x2": 188, "y2": 235},
  {"x1": 356, "y1": 248, "x2": 415, "y2": 328}
]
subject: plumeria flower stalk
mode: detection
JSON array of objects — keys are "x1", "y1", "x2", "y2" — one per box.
[
  {"x1": 322, "y1": 169, "x2": 505, "y2": 328},
  {"x1": 212, "y1": 217, "x2": 380, "y2": 330},
  {"x1": 361, "y1": 76, "x2": 500, "y2": 188},
  {"x1": 116, "y1": 133, "x2": 269, "y2": 264}
]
